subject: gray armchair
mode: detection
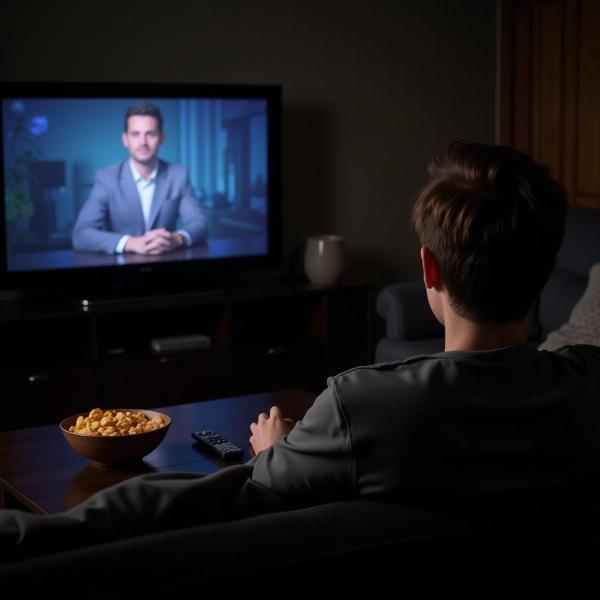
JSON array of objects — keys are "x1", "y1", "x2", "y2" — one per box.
[{"x1": 376, "y1": 207, "x2": 600, "y2": 363}]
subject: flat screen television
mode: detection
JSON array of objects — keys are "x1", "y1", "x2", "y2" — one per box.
[{"x1": 0, "y1": 81, "x2": 281, "y2": 303}]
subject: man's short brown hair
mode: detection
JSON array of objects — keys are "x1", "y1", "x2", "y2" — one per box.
[
  {"x1": 412, "y1": 141, "x2": 567, "y2": 323},
  {"x1": 124, "y1": 102, "x2": 163, "y2": 132}
]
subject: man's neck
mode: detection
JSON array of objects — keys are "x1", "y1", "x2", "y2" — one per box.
[
  {"x1": 443, "y1": 311, "x2": 528, "y2": 352},
  {"x1": 131, "y1": 158, "x2": 158, "y2": 180}
]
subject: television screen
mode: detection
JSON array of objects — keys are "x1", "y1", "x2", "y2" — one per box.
[{"x1": 0, "y1": 82, "x2": 281, "y2": 297}]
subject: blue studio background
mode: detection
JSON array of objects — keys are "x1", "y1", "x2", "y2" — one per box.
[{"x1": 2, "y1": 97, "x2": 268, "y2": 252}]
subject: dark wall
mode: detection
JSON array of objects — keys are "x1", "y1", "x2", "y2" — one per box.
[{"x1": 0, "y1": 0, "x2": 497, "y2": 286}]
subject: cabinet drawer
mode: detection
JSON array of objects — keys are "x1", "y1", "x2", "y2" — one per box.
[
  {"x1": 0, "y1": 365, "x2": 95, "y2": 430},
  {"x1": 0, "y1": 319, "x2": 92, "y2": 368},
  {"x1": 97, "y1": 306, "x2": 226, "y2": 356},
  {"x1": 229, "y1": 339, "x2": 325, "y2": 395},
  {"x1": 98, "y1": 349, "x2": 228, "y2": 408}
]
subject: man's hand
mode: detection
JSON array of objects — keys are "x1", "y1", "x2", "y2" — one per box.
[
  {"x1": 124, "y1": 229, "x2": 184, "y2": 255},
  {"x1": 249, "y1": 406, "x2": 295, "y2": 455}
]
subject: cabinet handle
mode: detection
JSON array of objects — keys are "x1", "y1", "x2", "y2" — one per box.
[
  {"x1": 267, "y1": 345, "x2": 291, "y2": 357},
  {"x1": 107, "y1": 348, "x2": 126, "y2": 356},
  {"x1": 159, "y1": 355, "x2": 182, "y2": 365},
  {"x1": 28, "y1": 373, "x2": 54, "y2": 384}
]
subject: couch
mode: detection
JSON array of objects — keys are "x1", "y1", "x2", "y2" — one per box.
[
  {"x1": 0, "y1": 464, "x2": 596, "y2": 598},
  {"x1": 375, "y1": 207, "x2": 600, "y2": 362}
]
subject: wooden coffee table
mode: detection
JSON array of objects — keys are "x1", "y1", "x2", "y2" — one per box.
[{"x1": 0, "y1": 389, "x2": 315, "y2": 514}]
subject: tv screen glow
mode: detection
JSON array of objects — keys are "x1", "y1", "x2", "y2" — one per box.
[{"x1": 0, "y1": 82, "x2": 281, "y2": 292}]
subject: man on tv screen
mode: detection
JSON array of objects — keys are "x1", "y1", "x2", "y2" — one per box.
[{"x1": 72, "y1": 102, "x2": 207, "y2": 255}]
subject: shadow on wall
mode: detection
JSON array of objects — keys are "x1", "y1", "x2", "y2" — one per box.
[
  {"x1": 282, "y1": 104, "x2": 391, "y2": 285},
  {"x1": 281, "y1": 104, "x2": 337, "y2": 278},
  {"x1": 349, "y1": 251, "x2": 421, "y2": 289},
  {"x1": 280, "y1": 104, "x2": 423, "y2": 288}
]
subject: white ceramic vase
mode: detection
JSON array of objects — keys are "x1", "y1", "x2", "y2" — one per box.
[{"x1": 303, "y1": 234, "x2": 345, "y2": 287}]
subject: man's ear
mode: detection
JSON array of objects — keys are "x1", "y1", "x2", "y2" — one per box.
[{"x1": 420, "y1": 246, "x2": 443, "y2": 290}]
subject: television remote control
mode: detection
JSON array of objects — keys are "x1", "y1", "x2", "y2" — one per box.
[{"x1": 191, "y1": 430, "x2": 244, "y2": 460}]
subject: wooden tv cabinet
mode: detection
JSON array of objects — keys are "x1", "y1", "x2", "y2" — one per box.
[{"x1": 0, "y1": 282, "x2": 373, "y2": 430}]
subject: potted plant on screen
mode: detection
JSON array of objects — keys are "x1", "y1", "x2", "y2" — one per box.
[{"x1": 4, "y1": 100, "x2": 47, "y2": 245}]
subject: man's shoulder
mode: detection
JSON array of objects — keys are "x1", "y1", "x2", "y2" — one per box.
[
  {"x1": 96, "y1": 160, "x2": 128, "y2": 181},
  {"x1": 330, "y1": 354, "x2": 442, "y2": 380},
  {"x1": 158, "y1": 160, "x2": 187, "y2": 180},
  {"x1": 95, "y1": 160, "x2": 188, "y2": 183},
  {"x1": 552, "y1": 343, "x2": 600, "y2": 357},
  {"x1": 327, "y1": 355, "x2": 440, "y2": 397},
  {"x1": 545, "y1": 343, "x2": 600, "y2": 374}
]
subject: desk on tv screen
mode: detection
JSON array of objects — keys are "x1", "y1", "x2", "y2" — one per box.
[{"x1": 7, "y1": 237, "x2": 267, "y2": 272}]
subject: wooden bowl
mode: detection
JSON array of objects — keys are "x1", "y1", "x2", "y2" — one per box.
[{"x1": 60, "y1": 409, "x2": 171, "y2": 467}]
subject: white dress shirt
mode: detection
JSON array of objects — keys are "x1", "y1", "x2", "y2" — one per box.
[{"x1": 115, "y1": 160, "x2": 190, "y2": 253}]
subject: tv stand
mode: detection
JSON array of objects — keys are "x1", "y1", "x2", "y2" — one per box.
[
  {"x1": 77, "y1": 287, "x2": 226, "y2": 308},
  {"x1": 0, "y1": 281, "x2": 374, "y2": 430}
]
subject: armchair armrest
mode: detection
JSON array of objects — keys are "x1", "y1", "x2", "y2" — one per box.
[{"x1": 376, "y1": 282, "x2": 444, "y2": 341}]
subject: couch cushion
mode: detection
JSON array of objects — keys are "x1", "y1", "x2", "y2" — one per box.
[
  {"x1": 376, "y1": 282, "x2": 444, "y2": 340},
  {"x1": 539, "y1": 263, "x2": 600, "y2": 350},
  {"x1": 558, "y1": 207, "x2": 600, "y2": 278},
  {"x1": 0, "y1": 495, "x2": 594, "y2": 597},
  {"x1": 539, "y1": 268, "x2": 589, "y2": 336},
  {"x1": 539, "y1": 208, "x2": 600, "y2": 337}
]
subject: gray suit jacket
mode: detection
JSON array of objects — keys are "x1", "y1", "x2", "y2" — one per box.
[{"x1": 72, "y1": 159, "x2": 207, "y2": 254}]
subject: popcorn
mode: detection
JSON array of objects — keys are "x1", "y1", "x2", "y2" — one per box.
[{"x1": 68, "y1": 409, "x2": 165, "y2": 436}]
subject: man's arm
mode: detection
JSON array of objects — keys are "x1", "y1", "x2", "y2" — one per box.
[
  {"x1": 250, "y1": 387, "x2": 356, "y2": 507},
  {"x1": 175, "y1": 178, "x2": 207, "y2": 246},
  {"x1": 250, "y1": 406, "x2": 295, "y2": 453},
  {"x1": 123, "y1": 228, "x2": 185, "y2": 255},
  {"x1": 72, "y1": 176, "x2": 124, "y2": 254}
]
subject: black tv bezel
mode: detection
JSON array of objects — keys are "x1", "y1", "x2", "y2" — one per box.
[{"x1": 0, "y1": 81, "x2": 282, "y2": 296}]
